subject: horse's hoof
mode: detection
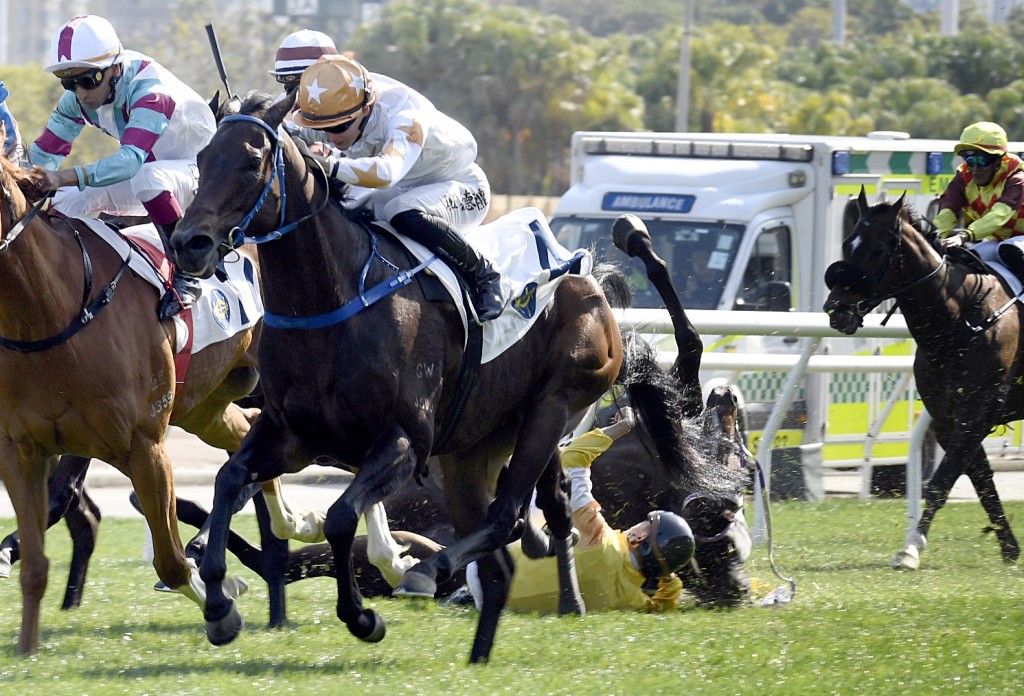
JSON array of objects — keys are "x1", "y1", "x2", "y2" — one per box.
[
  {"x1": 611, "y1": 215, "x2": 650, "y2": 257},
  {"x1": 206, "y1": 603, "x2": 244, "y2": 646},
  {"x1": 393, "y1": 569, "x2": 437, "y2": 598},
  {"x1": 1000, "y1": 541, "x2": 1020, "y2": 564},
  {"x1": 891, "y1": 546, "x2": 919, "y2": 571},
  {"x1": 0, "y1": 547, "x2": 12, "y2": 579},
  {"x1": 348, "y1": 609, "x2": 386, "y2": 643}
]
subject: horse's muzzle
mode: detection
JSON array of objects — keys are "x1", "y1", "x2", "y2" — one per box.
[
  {"x1": 171, "y1": 224, "x2": 221, "y2": 279},
  {"x1": 823, "y1": 299, "x2": 864, "y2": 335}
]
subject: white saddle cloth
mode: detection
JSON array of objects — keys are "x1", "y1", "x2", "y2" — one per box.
[
  {"x1": 382, "y1": 207, "x2": 591, "y2": 364},
  {"x1": 75, "y1": 218, "x2": 264, "y2": 354}
]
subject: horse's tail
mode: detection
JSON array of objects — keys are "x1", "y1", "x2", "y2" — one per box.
[{"x1": 617, "y1": 332, "x2": 747, "y2": 501}]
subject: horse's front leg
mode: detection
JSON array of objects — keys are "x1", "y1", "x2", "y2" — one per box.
[
  {"x1": 325, "y1": 423, "x2": 416, "y2": 643},
  {"x1": 200, "y1": 415, "x2": 288, "y2": 645},
  {"x1": 892, "y1": 417, "x2": 981, "y2": 570},
  {"x1": 0, "y1": 443, "x2": 55, "y2": 655},
  {"x1": 0, "y1": 454, "x2": 92, "y2": 580}
]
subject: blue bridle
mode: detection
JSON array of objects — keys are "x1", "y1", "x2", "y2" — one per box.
[{"x1": 220, "y1": 114, "x2": 327, "y2": 247}]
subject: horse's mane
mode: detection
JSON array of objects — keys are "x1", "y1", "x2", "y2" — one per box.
[
  {"x1": 237, "y1": 91, "x2": 276, "y2": 118},
  {"x1": 0, "y1": 155, "x2": 38, "y2": 209}
]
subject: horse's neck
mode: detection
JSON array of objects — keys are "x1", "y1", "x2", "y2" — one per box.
[
  {"x1": 258, "y1": 209, "x2": 374, "y2": 316},
  {"x1": 0, "y1": 216, "x2": 84, "y2": 334},
  {"x1": 896, "y1": 237, "x2": 970, "y2": 338}
]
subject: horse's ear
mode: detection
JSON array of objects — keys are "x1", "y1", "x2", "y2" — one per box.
[
  {"x1": 857, "y1": 185, "x2": 869, "y2": 217},
  {"x1": 843, "y1": 198, "x2": 861, "y2": 236},
  {"x1": 894, "y1": 191, "x2": 907, "y2": 215},
  {"x1": 264, "y1": 89, "x2": 297, "y2": 131}
]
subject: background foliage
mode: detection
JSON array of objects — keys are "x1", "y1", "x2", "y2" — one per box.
[{"x1": 2, "y1": 0, "x2": 1023, "y2": 193}]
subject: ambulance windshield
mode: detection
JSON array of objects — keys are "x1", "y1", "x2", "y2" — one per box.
[{"x1": 550, "y1": 216, "x2": 744, "y2": 310}]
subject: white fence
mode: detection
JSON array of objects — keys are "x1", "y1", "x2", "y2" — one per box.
[{"x1": 615, "y1": 308, "x2": 926, "y2": 544}]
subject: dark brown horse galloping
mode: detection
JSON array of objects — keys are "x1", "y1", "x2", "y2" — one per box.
[
  {"x1": 0, "y1": 156, "x2": 264, "y2": 655},
  {"x1": 170, "y1": 94, "x2": 737, "y2": 663},
  {"x1": 823, "y1": 189, "x2": 1022, "y2": 570}
]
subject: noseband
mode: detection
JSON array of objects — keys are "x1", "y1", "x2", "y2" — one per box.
[{"x1": 218, "y1": 114, "x2": 331, "y2": 248}]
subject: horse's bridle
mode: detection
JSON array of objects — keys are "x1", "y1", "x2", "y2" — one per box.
[
  {"x1": 218, "y1": 114, "x2": 332, "y2": 248},
  {"x1": 826, "y1": 215, "x2": 948, "y2": 324}
]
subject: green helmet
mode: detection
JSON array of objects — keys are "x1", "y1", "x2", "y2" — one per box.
[{"x1": 954, "y1": 121, "x2": 1008, "y2": 156}]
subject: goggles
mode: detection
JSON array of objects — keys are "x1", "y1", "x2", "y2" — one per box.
[
  {"x1": 58, "y1": 68, "x2": 107, "y2": 92},
  {"x1": 322, "y1": 118, "x2": 358, "y2": 135},
  {"x1": 962, "y1": 153, "x2": 1000, "y2": 169},
  {"x1": 275, "y1": 73, "x2": 302, "y2": 87}
]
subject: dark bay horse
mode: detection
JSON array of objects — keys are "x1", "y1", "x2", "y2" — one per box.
[
  {"x1": 0, "y1": 154, "x2": 312, "y2": 655},
  {"x1": 823, "y1": 189, "x2": 1022, "y2": 570},
  {"x1": 170, "y1": 94, "x2": 737, "y2": 663}
]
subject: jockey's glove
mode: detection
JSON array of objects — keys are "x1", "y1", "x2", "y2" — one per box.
[{"x1": 290, "y1": 134, "x2": 331, "y2": 177}]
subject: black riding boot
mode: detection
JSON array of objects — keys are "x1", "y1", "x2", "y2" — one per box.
[
  {"x1": 155, "y1": 220, "x2": 202, "y2": 320},
  {"x1": 998, "y1": 244, "x2": 1024, "y2": 286},
  {"x1": 390, "y1": 210, "x2": 505, "y2": 322}
]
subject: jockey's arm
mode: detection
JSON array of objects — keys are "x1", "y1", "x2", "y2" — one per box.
[
  {"x1": 966, "y1": 202, "x2": 1018, "y2": 242},
  {"x1": 29, "y1": 92, "x2": 87, "y2": 170},
  {"x1": 324, "y1": 111, "x2": 425, "y2": 189}
]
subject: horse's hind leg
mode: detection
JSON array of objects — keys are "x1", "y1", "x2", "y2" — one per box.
[
  {"x1": 964, "y1": 448, "x2": 1019, "y2": 562},
  {"x1": 61, "y1": 486, "x2": 101, "y2": 609}
]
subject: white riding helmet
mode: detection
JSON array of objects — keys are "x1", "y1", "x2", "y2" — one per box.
[
  {"x1": 269, "y1": 30, "x2": 338, "y2": 77},
  {"x1": 44, "y1": 15, "x2": 122, "y2": 75}
]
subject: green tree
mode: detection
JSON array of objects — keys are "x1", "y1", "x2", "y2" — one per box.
[
  {"x1": 862, "y1": 77, "x2": 985, "y2": 139},
  {"x1": 2, "y1": 65, "x2": 117, "y2": 167},
  {"x1": 351, "y1": 0, "x2": 640, "y2": 194}
]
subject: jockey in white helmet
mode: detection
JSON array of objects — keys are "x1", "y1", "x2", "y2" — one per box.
[
  {"x1": 28, "y1": 14, "x2": 215, "y2": 320},
  {"x1": 269, "y1": 30, "x2": 339, "y2": 148},
  {"x1": 270, "y1": 30, "x2": 338, "y2": 91}
]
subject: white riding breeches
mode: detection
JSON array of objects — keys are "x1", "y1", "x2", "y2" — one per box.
[
  {"x1": 352, "y1": 162, "x2": 490, "y2": 230},
  {"x1": 50, "y1": 159, "x2": 200, "y2": 217}
]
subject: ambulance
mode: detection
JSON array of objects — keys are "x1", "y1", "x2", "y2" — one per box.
[{"x1": 548, "y1": 130, "x2": 1024, "y2": 489}]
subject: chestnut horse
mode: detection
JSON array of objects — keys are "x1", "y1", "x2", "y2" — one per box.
[
  {"x1": 823, "y1": 189, "x2": 1021, "y2": 570},
  {"x1": 0, "y1": 154, "x2": 319, "y2": 655},
  {"x1": 170, "y1": 93, "x2": 632, "y2": 664}
]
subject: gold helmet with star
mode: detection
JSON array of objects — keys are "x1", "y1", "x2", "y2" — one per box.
[{"x1": 293, "y1": 55, "x2": 374, "y2": 129}]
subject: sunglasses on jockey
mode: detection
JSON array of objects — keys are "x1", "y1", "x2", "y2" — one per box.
[
  {"x1": 56, "y1": 67, "x2": 108, "y2": 92},
  {"x1": 961, "y1": 152, "x2": 1001, "y2": 169}
]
